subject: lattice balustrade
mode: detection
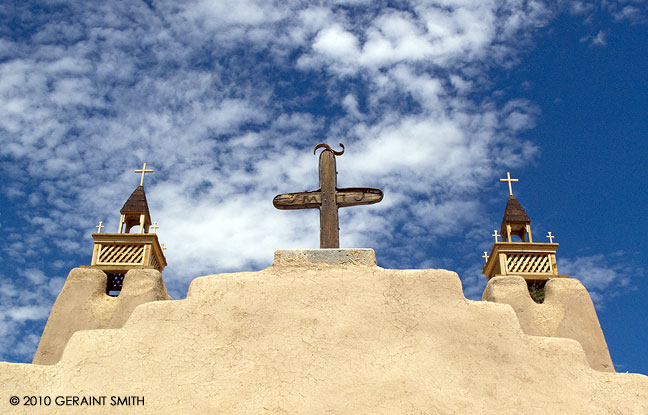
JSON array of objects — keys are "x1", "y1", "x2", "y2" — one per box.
[
  {"x1": 97, "y1": 244, "x2": 145, "y2": 265},
  {"x1": 506, "y1": 253, "x2": 552, "y2": 274}
]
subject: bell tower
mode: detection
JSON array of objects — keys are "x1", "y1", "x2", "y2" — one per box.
[
  {"x1": 89, "y1": 163, "x2": 167, "y2": 296},
  {"x1": 482, "y1": 172, "x2": 567, "y2": 283}
]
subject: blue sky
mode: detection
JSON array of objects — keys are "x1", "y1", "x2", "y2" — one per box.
[{"x1": 0, "y1": 1, "x2": 646, "y2": 374}]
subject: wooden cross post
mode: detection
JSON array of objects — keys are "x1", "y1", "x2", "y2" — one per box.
[
  {"x1": 96, "y1": 221, "x2": 104, "y2": 233},
  {"x1": 273, "y1": 143, "x2": 383, "y2": 248},
  {"x1": 492, "y1": 230, "x2": 500, "y2": 243},
  {"x1": 135, "y1": 162, "x2": 154, "y2": 186},
  {"x1": 482, "y1": 251, "x2": 489, "y2": 263},
  {"x1": 150, "y1": 222, "x2": 159, "y2": 233},
  {"x1": 546, "y1": 232, "x2": 555, "y2": 243}
]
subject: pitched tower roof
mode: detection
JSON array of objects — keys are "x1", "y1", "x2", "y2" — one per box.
[
  {"x1": 501, "y1": 195, "x2": 530, "y2": 224},
  {"x1": 120, "y1": 185, "x2": 151, "y2": 218},
  {"x1": 119, "y1": 184, "x2": 152, "y2": 234},
  {"x1": 499, "y1": 195, "x2": 532, "y2": 242}
]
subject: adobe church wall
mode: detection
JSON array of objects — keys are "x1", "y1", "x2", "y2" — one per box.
[
  {"x1": 32, "y1": 268, "x2": 171, "y2": 365},
  {"x1": 1, "y1": 251, "x2": 644, "y2": 414},
  {"x1": 482, "y1": 275, "x2": 614, "y2": 372}
]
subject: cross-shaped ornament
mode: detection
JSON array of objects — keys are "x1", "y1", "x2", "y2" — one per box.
[
  {"x1": 134, "y1": 162, "x2": 154, "y2": 186},
  {"x1": 482, "y1": 251, "x2": 489, "y2": 263},
  {"x1": 492, "y1": 230, "x2": 501, "y2": 243},
  {"x1": 161, "y1": 243, "x2": 167, "y2": 251},
  {"x1": 150, "y1": 222, "x2": 159, "y2": 233},
  {"x1": 273, "y1": 143, "x2": 383, "y2": 248},
  {"x1": 546, "y1": 232, "x2": 555, "y2": 243},
  {"x1": 96, "y1": 221, "x2": 105, "y2": 233},
  {"x1": 499, "y1": 172, "x2": 518, "y2": 196}
]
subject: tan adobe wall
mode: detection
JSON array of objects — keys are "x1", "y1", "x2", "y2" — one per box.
[
  {"x1": 482, "y1": 275, "x2": 614, "y2": 372},
  {"x1": 32, "y1": 268, "x2": 171, "y2": 365},
  {"x1": 1, "y1": 250, "x2": 645, "y2": 414}
]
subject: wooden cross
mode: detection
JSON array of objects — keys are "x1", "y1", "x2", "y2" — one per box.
[
  {"x1": 546, "y1": 232, "x2": 555, "y2": 243},
  {"x1": 492, "y1": 230, "x2": 500, "y2": 243},
  {"x1": 150, "y1": 222, "x2": 159, "y2": 233},
  {"x1": 96, "y1": 221, "x2": 104, "y2": 233},
  {"x1": 482, "y1": 251, "x2": 489, "y2": 263},
  {"x1": 161, "y1": 243, "x2": 167, "y2": 251},
  {"x1": 273, "y1": 143, "x2": 383, "y2": 248},
  {"x1": 134, "y1": 162, "x2": 154, "y2": 186},
  {"x1": 499, "y1": 172, "x2": 518, "y2": 196}
]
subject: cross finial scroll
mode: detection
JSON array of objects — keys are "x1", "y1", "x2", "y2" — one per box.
[
  {"x1": 273, "y1": 143, "x2": 383, "y2": 248},
  {"x1": 96, "y1": 221, "x2": 104, "y2": 233},
  {"x1": 499, "y1": 172, "x2": 518, "y2": 196},
  {"x1": 134, "y1": 162, "x2": 154, "y2": 186}
]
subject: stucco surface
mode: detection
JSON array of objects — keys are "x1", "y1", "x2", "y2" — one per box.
[
  {"x1": 32, "y1": 268, "x2": 171, "y2": 365},
  {"x1": 2, "y1": 250, "x2": 646, "y2": 414},
  {"x1": 482, "y1": 275, "x2": 614, "y2": 372}
]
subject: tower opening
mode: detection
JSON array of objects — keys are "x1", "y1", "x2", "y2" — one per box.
[
  {"x1": 106, "y1": 272, "x2": 126, "y2": 297},
  {"x1": 527, "y1": 280, "x2": 546, "y2": 304}
]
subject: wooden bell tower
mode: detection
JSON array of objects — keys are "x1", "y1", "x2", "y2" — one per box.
[
  {"x1": 483, "y1": 172, "x2": 567, "y2": 282},
  {"x1": 89, "y1": 163, "x2": 167, "y2": 295}
]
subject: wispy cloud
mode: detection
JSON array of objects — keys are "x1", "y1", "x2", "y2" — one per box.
[
  {"x1": 558, "y1": 251, "x2": 642, "y2": 306},
  {"x1": 0, "y1": 0, "x2": 643, "y2": 362},
  {"x1": 0, "y1": 1, "x2": 547, "y2": 275},
  {"x1": 612, "y1": 5, "x2": 646, "y2": 24},
  {"x1": 580, "y1": 30, "x2": 608, "y2": 46}
]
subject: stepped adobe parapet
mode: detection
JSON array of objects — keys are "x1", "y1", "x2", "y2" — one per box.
[
  {"x1": 483, "y1": 275, "x2": 614, "y2": 372},
  {"x1": 2, "y1": 250, "x2": 646, "y2": 413}
]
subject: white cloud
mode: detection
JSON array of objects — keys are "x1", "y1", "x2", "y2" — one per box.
[
  {"x1": 299, "y1": 1, "x2": 547, "y2": 73},
  {"x1": 569, "y1": 1, "x2": 595, "y2": 16},
  {"x1": 6, "y1": 306, "x2": 50, "y2": 322},
  {"x1": 558, "y1": 252, "x2": 640, "y2": 305},
  {"x1": 566, "y1": 0, "x2": 647, "y2": 26},
  {"x1": 459, "y1": 262, "x2": 489, "y2": 299},
  {"x1": 592, "y1": 30, "x2": 607, "y2": 46},
  {"x1": 342, "y1": 94, "x2": 361, "y2": 117},
  {"x1": 579, "y1": 29, "x2": 609, "y2": 47},
  {"x1": 613, "y1": 5, "x2": 644, "y2": 24},
  {"x1": 0, "y1": 0, "x2": 639, "y2": 362},
  {"x1": 0, "y1": 281, "x2": 19, "y2": 298},
  {"x1": 13, "y1": 334, "x2": 42, "y2": 359},
  {"x1": 21, "y1": 269, "x2": 46, "y2": 285},
  {"x1": 180, "y1": 0, "x2": 286, "y2": 27},
  {"x1": 313, "y1": 24, "x2": 360, "y2": 60},
  {"x1": 360, "y1": 11, "x2": 435, "y2": 65}
]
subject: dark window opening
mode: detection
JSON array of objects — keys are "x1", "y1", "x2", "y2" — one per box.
[
  {"x1": 527, "y1": 280, "x2": 546, "y2": 304},
  {"x1": 106, "y1": 272, "x2": 126, "y2": 297}
]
